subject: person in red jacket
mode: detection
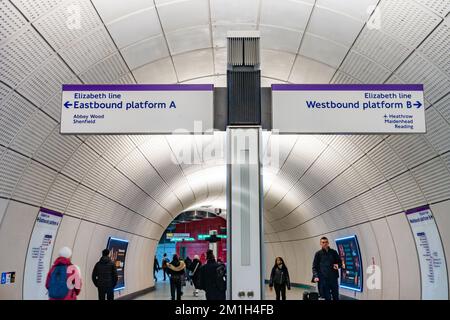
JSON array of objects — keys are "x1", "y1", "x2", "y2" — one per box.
[{"x1": 46, "y1": 247, "x2": 82, "y2": 300}]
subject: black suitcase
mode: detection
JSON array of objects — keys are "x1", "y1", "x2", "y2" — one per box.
[{"x1": 303, "y1": 291, "x2": 319, "y2": 300}]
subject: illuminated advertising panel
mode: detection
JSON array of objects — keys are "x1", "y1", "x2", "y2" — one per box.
[{"x1": 335, "y1": 235, "x2": 363, "y2": 292}]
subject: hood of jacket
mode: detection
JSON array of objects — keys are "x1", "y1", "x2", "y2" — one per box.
[
  {"x1": 99, "y1": 256, "x2": 112, "y2": 264},
  {"x1": 167, "y1": 260, "x2": 185, "y2": 271},
  {"x1": 53, "y1": 257, "x2": 72, "y2": 266}
]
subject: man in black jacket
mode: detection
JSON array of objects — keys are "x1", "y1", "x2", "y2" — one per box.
[
  {"x1": 92, "y1": 249, "x2": 118, "y2": 300},
  {"x1": 312, "y1": 237, "x2": 342, "y2": 300},
  {"x1": 199, "y1": 250, "x2": 226, "y2": 300}
]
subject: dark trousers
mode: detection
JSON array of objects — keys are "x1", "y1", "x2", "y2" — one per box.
[
  {"x1": 98, "y1": 287, "x2": 114, "y2": 300},
  {"x1": 170, "y1": 278, "x2": 182, "y2": 300},
  {"x1": 153, "y1": 269, "x2": 158, "y2": 281},
  {"x1": 319, "y1": 278, "x2": 339, "y2": 300},
  {"x1": 163, "y1": 268, "x2": 168, "y2": 280},
  {"x1": 274, "y1": 283, "x2": 287, "y2": 300}
]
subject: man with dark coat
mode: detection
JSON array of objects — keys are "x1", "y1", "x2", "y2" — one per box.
[
  {"x1": 199, "y1": 250, "x2": 226, "y2": 300},
  {"x1": 312, "y1": 237, "x2": 342, "y2": 300},
  {"x1": 92, "y1": 249, "x2": 118, "y2": 300}
]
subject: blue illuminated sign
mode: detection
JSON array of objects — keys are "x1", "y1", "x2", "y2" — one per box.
[
  {"x1": 106, "y1": 237, "x2": 129, "y2": 291},
  {"x1": 335, "y1": 235, "x2": 363, "y2": 292}
]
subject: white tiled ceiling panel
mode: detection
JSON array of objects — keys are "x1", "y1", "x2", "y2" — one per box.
[
  {"x1": 307, "y1": 5, "x2": 365, "y2": 47},
  {"x1": 106, "y1": 6, "x2": 162, "y2": 49},
  {"x1": 260, "y1": 0, "x2": 313, "y2": 31},
  {"x1": 298, "y1": 32, "x2": 348, "y2": 68}
]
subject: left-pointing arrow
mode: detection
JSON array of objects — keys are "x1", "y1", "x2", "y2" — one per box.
[{"x1": 64, "y1": 101, "x2": 72, "y2": 108}]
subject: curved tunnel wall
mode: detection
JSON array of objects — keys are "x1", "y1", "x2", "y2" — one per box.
[{"x1": 0, "y1": 0, "x2": 450, "y2": 299}]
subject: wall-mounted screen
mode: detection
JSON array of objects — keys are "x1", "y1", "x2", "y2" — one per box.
[
  {"x1": 106, "y1": 237, "x2": 129, "y2": 291},
  {"x1": 335, "y1": 235, "x2": 363, "y2": 292}
]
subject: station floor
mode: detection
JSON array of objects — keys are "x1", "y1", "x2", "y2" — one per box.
[{"x1": 135, "y1": 275, "x2": 306, "y2": 300}]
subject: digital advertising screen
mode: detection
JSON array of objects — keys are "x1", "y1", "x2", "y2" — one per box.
[
  {"x1": 107, "y1": 237, "x2": 129, "y2": 291},
  {"x1": 335, "y1": 235, "x2": 363, "y2": 292}
]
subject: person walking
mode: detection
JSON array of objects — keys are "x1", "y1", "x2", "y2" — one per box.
[
  {"x1": 312, "y1": 236, "x2": 342, "y2": 300},
  {"x1": 92, "y1": 249, "x2": 118, "y2": 300},
  {"x1": 269, "y1": 257, "x2": 291, "y2": 300},
  {"x1": 46, "y1": 247, "x2": 82, "y2": 300},
  {"x1": 199, "y1": 250, "x2": 226, "y2": 300},
  {"x1": 189, "y1": 255, "x2": 202, "y2": 297},
  {"x1": 166, "y1": 254, "x2": 186, "y2": 300},
  {"x1": 161, "y1": 253, "x2": 169, "y2": 281},
  {"x1": 153, "y1": 255, "x2": 160, "y2": 282}
]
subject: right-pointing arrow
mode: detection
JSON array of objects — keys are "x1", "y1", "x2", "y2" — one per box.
[{"x1": 414, "y1": 101, "x2": 422, "y2": 109}]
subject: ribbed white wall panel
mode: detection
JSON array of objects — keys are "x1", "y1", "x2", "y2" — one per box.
[
  {"x1": 346, "y1": 161, "x2": 383, "y2": 195},
  {"x1": 116, "y1": 148, "x2": 172, "y2": 200},
  {"x1": 59, "y1": 27, "x2": 117, "y2": 74},
  {"x1": 34, "y1": 0, "x2": 101, "y2": 51},
  {"x1": 0, "y1": 150, "x2": 29, "y2": 198},
  {"x1": 387, "y1": 135, "x2": 436, "y2": 168},
  {"x1": 434, "y1": 93, "x2": 450, "y2": 123},
  {"x1": 100, "y1": 136, "x2": 135, "y2": 166},
  {"x1": 368, "y1": 142, "x2": 407, "y2": 180},
  {"x1": 353, "y1": 27, "x2": 411, "y2": 70},
  {"x1": 424, "y1": 107, "x2": 450, "y2": 154},
  {"x1": 34, "y1": 127, "x2": 81, "y2": 170},
  {"x1": 340, "y1": 50, "x2": 392, "y2": 84},
  {"x1": 0, "y1": 26, "x2": 54, "y2": 87},
  {"x1": 61, "y1": 143, "x2": 101, "y2": 182},
  {"x1": 418, "y1": 18, "x2": 450, "y2": 77},
  {"x1": 340, "y1": 167, "x2": 369, "y2": 196},
  {"x1": 389, "y1": 172, "x2": 427, "y2": 210},
  {"x1": 43, "y1": 173, "x2": 79, "y2": 212},
  {"x1": 80, "y1": 53, "x2": 129, "y2": 84},
  {"x1": 0, "y1": 92, "x2": 36, "y2": 146},
  {"x1": 65, "y1": 184, "x2": 95, "y2": 217},
  {"x1": 329, "y1": 136, "x2": 364, "y2": 164},
  {"x1": 415, "y1": 0, "x2": 450, "y2": 17},
  {"x1": 11, "y1": 0, "x2": 62, "y2": 22},
  {"x1": 85, "y1": 134, "x2": 117, "y2": 156},
  {"x1": 17, "y1": 55, "x2": 76, "y2": 106},
  {"x1": 348, "y1": 135, "x2": 384, "y2": 153},
  {"x1": 395, "y1": 52, "x2": 450, "y2": 103},
  {"x1": 371, "y1": 183, "x2": 402, "y2": 217},
  {"x1": 378, "y1": 0, "x2": 441, "y2": 48},
  {"x1": 12, "y1": 160, "x2": 57, "y2": 205},
  {"x1": 81, "y1": 157, "x2": 113, "y2": 191},
  {"x1": 411, "y1": 157, "x2": 450, "y2": 203},
  {"x1": 331, "y1": 71, "x2": 362, "y2": 84},
  {"x1": 0, "y1": 0, "x2": 27, "y2": 43},
  {"x1": 0, "y1": 82, "x2": 11, "y2": 105},
  {"x1": 9, "y1": 111, "x2": 57, "y2": 157}
]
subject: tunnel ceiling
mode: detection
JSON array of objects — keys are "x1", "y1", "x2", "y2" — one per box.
[{"x1": 0, "y1": 0, "x2": 449, "y2": 244}]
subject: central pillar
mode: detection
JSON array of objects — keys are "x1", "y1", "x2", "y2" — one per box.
[{"x1": 226, "y1": 31, "x2": 264, "y2": 300}]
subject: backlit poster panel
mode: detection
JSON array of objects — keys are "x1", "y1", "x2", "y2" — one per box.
[
  {"x1": 106, "y1": 237, "x2": 129, "y2": 291},
  {"x1": 335, "y1": 235, "x2": 363, "y2": 292}
]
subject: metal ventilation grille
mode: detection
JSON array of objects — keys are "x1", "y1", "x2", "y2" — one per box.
[
  {"x1": 227, "y1": 36, "x2": 260, "y2": 66},
  {"x1": 227, "y1": 37, "x2": 243, "y2": 66},
  {"x1": 244, "y1": 37, "x2": 259, "y2": 66},
  {"x1": 227, "y1": 70, "x2": 261, "y2": 125}
]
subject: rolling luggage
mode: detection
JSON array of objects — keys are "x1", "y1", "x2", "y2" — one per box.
[{"x1": 303, "y1": 291, "x2": 319, "y2": 300}]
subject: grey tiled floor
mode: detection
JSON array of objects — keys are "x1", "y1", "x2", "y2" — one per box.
[{"x1": 135, "y1": 276, "x2": 306, "y2": 300}]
